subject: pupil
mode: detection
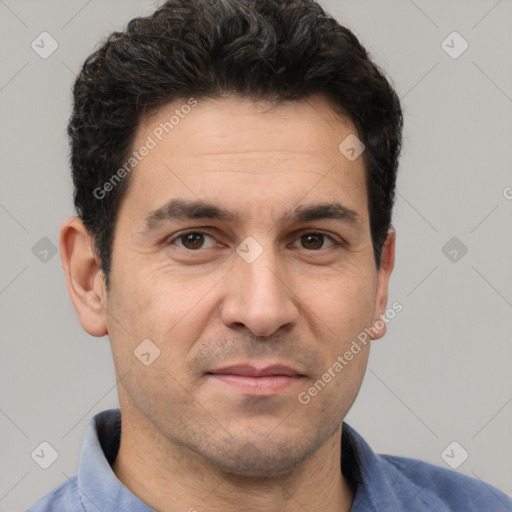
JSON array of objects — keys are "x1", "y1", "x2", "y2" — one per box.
[
  {"x1": 184, "y1": 233, "x2": 203, "y2": 249},
  {"x1": 303, "y1": 234, "x2": 322, "y2": 250}
]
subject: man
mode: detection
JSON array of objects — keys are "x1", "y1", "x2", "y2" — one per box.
[{"x1": 28, "y1": 0, "x2": 512, "y2": 510}]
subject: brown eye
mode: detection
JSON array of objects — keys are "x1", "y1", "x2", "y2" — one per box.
[
  {"x1": 297, "y1": 233, "x2": 335, "y2": 250},
  {"x1": 171, "y1": 231, "x2": 216, "y2": 250}
]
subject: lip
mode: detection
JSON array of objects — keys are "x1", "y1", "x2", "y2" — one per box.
[
  {"x1": 206, "y1": 364, "x2": 305, "y2": 395},
  {"x1": 208, "y1": 364, "x2": 305, "y2": 377}
]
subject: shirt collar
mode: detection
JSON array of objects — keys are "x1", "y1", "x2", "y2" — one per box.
[
  {"x1": 342, "y1": 422, "x2": 403, "y2": 510},
  {"x1": 77, "y1": 408, "x2": 154, "y2": 511}
]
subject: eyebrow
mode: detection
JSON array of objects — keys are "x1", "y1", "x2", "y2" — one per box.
[{"x1": 140, "y1": 198, "x2": 362, "y2": 234}]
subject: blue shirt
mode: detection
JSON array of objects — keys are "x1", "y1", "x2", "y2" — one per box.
[{"x1": 27, "y1": 408, "x2": 512, "y2": 511}]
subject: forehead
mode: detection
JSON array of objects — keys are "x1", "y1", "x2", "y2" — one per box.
[
  {"x1": 120, "y1": 94, "x2": 368, "y2": 229},
  {"x1": 139, "y1": 94, "x2": 356, "y2": 159}
]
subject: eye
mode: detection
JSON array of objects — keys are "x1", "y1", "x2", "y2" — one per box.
[
  {"x1": 170, "y1": 231, "x2": 218, "y2": 250},
  {"x1": 168, "y1": 230, "x2": 342, "y2": 252},
  {"x1": 291, "y1": 232, "x2": 338, "y2": 251}
]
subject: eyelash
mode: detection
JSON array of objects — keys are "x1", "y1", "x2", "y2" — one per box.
[{"x1": 168, "y1": 230, "x2": 344, "y2": 251}]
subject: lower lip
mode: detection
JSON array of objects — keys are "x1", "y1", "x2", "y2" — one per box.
[{"x1": 208, "y1": 374, "x2": 303, "y2": 395}]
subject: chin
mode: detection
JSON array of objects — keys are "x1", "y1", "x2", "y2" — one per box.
[{"x1": 196, "y1": 432, "x2": 323, "y2": 479}]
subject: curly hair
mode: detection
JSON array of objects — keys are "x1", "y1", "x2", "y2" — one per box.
[{"x1": 68, "y1": 0, "x2": 403, "y2": 289}]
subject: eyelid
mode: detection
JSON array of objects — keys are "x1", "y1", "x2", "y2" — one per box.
[
  {"x1": 290, "y1": 230, "x2": 345, "y2": 250},
  {"x1": 168, "y1": 228, "x2": 346, "y2": 250},
  {"x1": 168, "y1": 229, "x2": 218, "y2": 249}
]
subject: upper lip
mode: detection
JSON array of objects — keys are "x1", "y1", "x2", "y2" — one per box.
[{"x1": 207, "y1": 364, "x2": 305, "y2": 377}]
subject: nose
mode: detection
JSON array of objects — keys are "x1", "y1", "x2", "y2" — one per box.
[{"x1": 220, "y1": 246, "x2": 300, "y2": 338}]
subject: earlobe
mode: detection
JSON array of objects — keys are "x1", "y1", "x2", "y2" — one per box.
[
  {"x1": 59, "y1": 217, "x2": 108, "y2": 337},
  {"x1": 370, "y1": 228, "x2": 396, "y2": 341}
]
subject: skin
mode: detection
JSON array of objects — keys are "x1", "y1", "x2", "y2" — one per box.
[{"x1": 60, "y1": 94, "x2": 395, "y2": 512}]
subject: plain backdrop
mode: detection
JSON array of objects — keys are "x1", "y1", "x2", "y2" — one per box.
[{"x1": 1, "y1": 0, "x2": 511, "y2": 510}]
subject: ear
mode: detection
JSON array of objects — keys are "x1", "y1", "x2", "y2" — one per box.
[
  {"x1": 59, "y1": 216, "x2": 108, "y2": 337},
  {"x1": 370, "y1": 228, "x2": 396, "y2": 341}
]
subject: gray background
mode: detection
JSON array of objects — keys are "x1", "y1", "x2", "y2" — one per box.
[{"x1": 1, "y1": 0, "x2": 511, "y2": 510}]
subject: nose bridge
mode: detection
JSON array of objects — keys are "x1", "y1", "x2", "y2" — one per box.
[
  {"x1": 243, "y1": 245, "x2": 283, "y2": 300},
  {"x1": 222, "y1": 237, "x2": 299, "y2": 337}
]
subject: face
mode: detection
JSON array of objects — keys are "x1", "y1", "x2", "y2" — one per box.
[{"x1": 82, "y1": 95, "x2": 394, "y2": 477}]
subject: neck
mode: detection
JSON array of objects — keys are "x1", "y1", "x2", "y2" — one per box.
[{"x1": 111, "y1": 409, "x2": 354, "y2": 512}]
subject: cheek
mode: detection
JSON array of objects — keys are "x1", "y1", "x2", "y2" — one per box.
[
  {"x1": 324, "y1": 348, "x2": 369, "y2": 419},
  {"x1": 310, "y1": 266, "x2": 376, "y2": 339},
  {"x1": 110, "y1": 261, "x2": 201, "y2": 329},
  {"x1": 302, "y1": 277, "x2": 373, "y2": 404},
  {"x1": 107, "y1": 266, "x2": 219, "y2": 375}
]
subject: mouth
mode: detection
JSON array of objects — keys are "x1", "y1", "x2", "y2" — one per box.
[{"x1": 206, "y1": 364, "x2": 306, "y2": 395}]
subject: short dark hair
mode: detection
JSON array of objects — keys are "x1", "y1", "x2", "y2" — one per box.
[{"x1": 68, "y1": 0, "x2": 403, "y2": 289}]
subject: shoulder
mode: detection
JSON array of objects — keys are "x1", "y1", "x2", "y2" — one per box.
[
  {"x1": 342, "y1": 423, "x2": 512, "y2": 511},
  {"x1": 381, "y1": 453, "x2": 512, "y2": 511},
  {"x1": 26, "y1": 473, "x2": 84, "y2": 512}
]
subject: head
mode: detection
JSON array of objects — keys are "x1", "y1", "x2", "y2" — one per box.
[{"x1": 61, "y1": 0, "x2": 402, "y2": 479}]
